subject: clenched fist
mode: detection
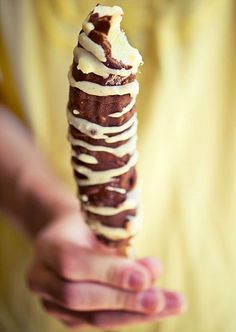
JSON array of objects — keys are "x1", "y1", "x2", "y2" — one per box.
[{"x1": 27, "y1": 211, "x2": 186, "y2": 330}]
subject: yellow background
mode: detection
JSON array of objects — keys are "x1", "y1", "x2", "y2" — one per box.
[{"x1": 0, "y1": 0, "x2": 236, "y2": 331}]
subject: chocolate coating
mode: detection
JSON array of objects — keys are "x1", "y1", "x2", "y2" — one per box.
[
  {"x1": 89, "y1": 14, "x2": 112, "y2": 35},
  {"x1": 96, "y1": 234, "x2": 132, "y2": 248},
  {"x1": 74, "y1": 166, "x2": 137, "y2": 207},
  {"x1": 68, "y1": 8, "x2": 139, "y2": 248},
  {"x1": 68, "y1": 87, "x2": 136, "y2": 128},
  {"x1": 68, "y1": 89, "x2": 138, "y2": 246}
]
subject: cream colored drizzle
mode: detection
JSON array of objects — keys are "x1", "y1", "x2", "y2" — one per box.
[
  {"x1": 70, "y1": 117, "x2": 137, "y2": 145},
  {"x1": 105, "y1": 120, "x2": 137, "y2": 144},
  {"x1": 72, "y1": 109, "x2": 80, "y2": 115},
  {"x1": 74, "y1": 47, "x2": 135, "y2": 79},
  {"x1": 73, "y1": 152, "x2": 138, "y2": 186},
  {"x1": 78, "y1": 32, "x2": 106, "y2": 62},
  {"x1": 71, "y1": 150, "x2": 98, "y2": 164},
  {"x1": 78, "y1": 153, "x2": 98, "y2": 164},
  {"x1": 68, "y1": 69, "x2": 139, "y2": 98},
  {"x1": 82, "y1": 22, "x2": 95, "y2": 34},
  {"x1": 81, "y1": 195, "x2": 88, "y2": 202},
  {"x1": 109, "y1": 98, "x2": 135, "y2": 118},
  {"x1": 93, "y1": 5, "x2": 123, "y2": 17},
  {"x1": 87, "y1": 212, "x2": 141, "y2": 240},
  {"x1": 68, "y1": 133, "x2": 137, "y2": 157},
  {"x1": 67, "y1": 109, "x2": 136, "y2": 140},
  {"x1": 85, "y1": 187, "x2": 139, "y2": 216},
  {"x1": 86, "y1": 5, "x2": 142, "y2": 71},
  {"x1": 106, "y1": 186, "x2": 126, "y2": 194},
  {"x1": 87, "y1": 220, "x2": 135, "y2": 240}
]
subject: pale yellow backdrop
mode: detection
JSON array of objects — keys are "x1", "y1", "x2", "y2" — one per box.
[{"x1": 0, "y1": 0, "x2": 236, "y2": 331}]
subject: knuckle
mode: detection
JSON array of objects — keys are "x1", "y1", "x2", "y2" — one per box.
[
  {"x1": 54, "y1": 252, "x2": 73, "y2": 279},
  {"x1": 107, "y1": 263, "x2": 134, "y2": 287},
  {"x1": 121, "y1": 265, "x2": 146, "y2": 290},
  {"x1": 53, "y1": 245, "x2": 81, "y2": 280},
  {"x1": 108, "y1": 263, "x2": 148, "y2": 290}
]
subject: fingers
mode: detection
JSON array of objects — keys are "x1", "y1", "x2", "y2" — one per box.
[
  {"x1": 136, "y1": 257, "x2": 163, "y2": 281},
  {"x1": 27, "y1": 263, "x2": 165, "y2": 313},
  {"x1": 158, "y1": 290, "x2": 188, "y2": 317},
  {"x1": 38, "y1": 243, "x2": 162, "y2": 291},
  {"x1": 91, "y1": 291, "x2": 187, "y2": 329},
  {"x1": 41, "y1": 300, "x2": 91, "y2": 330},
  {"x1": 41, "y1": 291, "x2": 187, "y2": 330}
]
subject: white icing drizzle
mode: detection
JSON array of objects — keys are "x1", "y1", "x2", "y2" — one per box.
[
  {"x1": 68, "y1": 133, "x2": 137, "y2": 157},
  {"x1": 87, "y1": 220, "x2": 135, "y2": 240},
  {"x1": 81, "y1": 5, "x2": 142, "y2": 71},
  {"x1": 85, "y1": 187, "x2": 139, "y2": 216},
  {"x1": 106, "y1": 186, "x2": 126, "y2": 194},
  {"x1": 93, "y1": 5, "x2": 123, "y2": 18},
  {"x1": 68, "y1": 69, "x2": 139, "y2": 98},
  {"x1": 71, "y1": 150, "x2": 98, "y2": 164},
  {"x1": 74, "y1": 47, "x2": 135, "y2": 79},
  {"x1": 109, "y1": 98, "x2": 135, "y2": 118},
  {"x1": 78, "y1": 32, "x2": 106, "y2": 62},
  {"x1": 82, "y1": 22, "x2": 95, "y2": 34},
  {"x1": 78, "y1": 153, "x2": 98, "y2": 164},
  {"x1": 87, "y1": 212, "x2": 141, "y2": 240},
  {"x1": 105, "y1": 120, "x2": 137, "y2": 144},
  {"x1": 67, "y1": 109, "x2": 136, "y2": 140},
  {"x1": 72, "y1": 109, "x2": 80, "y2": 115},
  {"x1": 73, "y1": 152, "x2": 138, "y2": 186},
  {"x1": 81, "y1": 195, "x2": 88, "y2": 202},
  {"x1": 69, "y1": 116, "x2": 137, "y2": 145}
]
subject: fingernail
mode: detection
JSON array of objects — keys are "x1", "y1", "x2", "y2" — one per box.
[
  {"x1": 166, "y1": 293, "x2": 188, "y2": 313},
  {"x1": 128, "y1": 270, "x2": 145, "y2": 290},
  {"x1": 147, "y1": 258, "x2": 163, "y2": 279},
  {"x1": 139, "y1": 289, "x2": 165, "y2": 312},
  {"x1": 137, "y1": 257, "x2": 163, "y2": 281}
]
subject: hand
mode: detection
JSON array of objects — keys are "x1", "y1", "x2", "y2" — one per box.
[
  {"x1": 26, "y1": 210, "x2": 187, "y2": 330},
  {"x1": 0, "y1": 106, "x2": 187, "y2": 328}
]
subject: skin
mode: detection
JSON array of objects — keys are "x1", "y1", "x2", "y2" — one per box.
[{"x1": 0, "y1": 104, "x2": 187, "y2": 330}]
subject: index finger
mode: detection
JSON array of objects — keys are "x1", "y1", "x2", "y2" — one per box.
[
  {"x1": 38, "y1": 243, "x2": 162, "y2": 291},
  {"x1": 41, "y1": 290, "x2": 187, "y2": 329}
]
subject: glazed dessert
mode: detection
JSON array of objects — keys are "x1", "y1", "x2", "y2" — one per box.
[{"x1": 67, "y1": 4, "x2": 142, "y2": 249}]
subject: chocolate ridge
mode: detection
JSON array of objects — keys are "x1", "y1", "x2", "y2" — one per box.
[{"x1": 68, "y1": 87, "x2": 136, "y2": 128}]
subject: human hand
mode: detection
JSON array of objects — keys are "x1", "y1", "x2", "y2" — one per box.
[
  {"x1": 27, "y1": 211, "x2": 187, "y2": 330},
  {"x1": 0, "y1": 104, "x2": 187, "y2": 328}
]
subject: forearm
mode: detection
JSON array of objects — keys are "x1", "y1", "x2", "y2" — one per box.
[{"x1": 0, "y1": 104, "x2": 78, "y2": 238}]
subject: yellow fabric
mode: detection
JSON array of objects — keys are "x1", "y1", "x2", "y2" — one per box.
[{"x1": 0, "y1": 0, "x2": 236, "y2": 331}]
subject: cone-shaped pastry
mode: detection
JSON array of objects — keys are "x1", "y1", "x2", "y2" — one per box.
[{"x1": 67, "y1": 4, "x2": 142, "y2": 249}]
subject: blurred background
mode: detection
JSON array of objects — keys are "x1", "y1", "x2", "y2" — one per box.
[{"x1": 0, "y1": 0, "x2": 236, "y2": 331}]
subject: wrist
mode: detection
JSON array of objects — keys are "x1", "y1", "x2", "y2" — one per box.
[{"x1": 17, "y1": 165, "x2": 79, "y2": 238}]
